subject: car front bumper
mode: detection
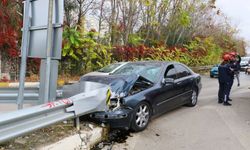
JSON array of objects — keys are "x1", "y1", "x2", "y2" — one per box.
[{"x1": 90, "y1": 107, "x2": 134, "y2": 129}]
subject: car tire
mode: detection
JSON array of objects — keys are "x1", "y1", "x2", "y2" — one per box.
[
  {"x1": 186, "y1": 88, "x2": 198, "y2": 107},
  {"x1": 210, "y1": 74, "x2": 213, "y2": 78},
  {"x1": 130, "y1": 102, "x2": 151, "y2": 132}
]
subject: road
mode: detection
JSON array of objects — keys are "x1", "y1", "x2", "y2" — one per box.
[{"x1": 112, "y1": 73, "x2": 250, "y2": 150}]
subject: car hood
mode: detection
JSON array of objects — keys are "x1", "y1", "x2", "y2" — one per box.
[
  {"x1": 80, "y1": 74, "x2": 153, "y2": 97},
  {"x1": 62, "y1": 74, "x2": 153, "y2": 99}
]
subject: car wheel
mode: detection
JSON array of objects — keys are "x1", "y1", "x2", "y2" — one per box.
[
  {"x1": 131, "y1": 102, "x2": 151, "y2": 132},
  {"x1": 210, "y1": 74, "x2": 213, "y2": 78},
  {"x1": 187, "y1": 88, "x2": 198, "y2": 107}
]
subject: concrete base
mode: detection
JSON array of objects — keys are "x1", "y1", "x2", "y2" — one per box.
[{"x1": 38, "y1": 126, "x2": 104, "y2": 150}]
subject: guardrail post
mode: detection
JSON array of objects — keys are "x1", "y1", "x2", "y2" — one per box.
[{"x1": 75, "y1": 117, "x2": 80, "y2": 130}]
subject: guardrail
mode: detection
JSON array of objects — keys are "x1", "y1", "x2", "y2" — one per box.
[
  {"x1": 191, "y1": 65, "x2": 213, "y2": 73},
  {"x1": 0, "y1": 82, "x2": 109, "y2": 144},
  {"x1": 0, "y1": 99, "x2": 74, "y2": 143},
  {"x1": 0, "y1": 87, "x2": 39, "y2": 103}
]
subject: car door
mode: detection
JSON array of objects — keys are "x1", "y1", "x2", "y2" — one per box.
[
  {"x1": 174, "y1": 64, "x2": 193, "y2": 104},
  {"x1": 154, "y1": 64, "x2": 180, "y2": 114}
]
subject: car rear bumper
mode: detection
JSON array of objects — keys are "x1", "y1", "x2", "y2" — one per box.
[
  {"x1": 210, "y1": 71, "x2": 218, "y2": 77},
  {"x1": 241, "y1": 66, "x2": 248, "y2": 71},
  {"x1": 90, "y1": 108, "x2": 133, "y2": 129}
]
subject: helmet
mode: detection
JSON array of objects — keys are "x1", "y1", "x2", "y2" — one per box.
[
  {"x1": 229, "y1": 51, "x2": 237, "y2": 57},
  {"x1": 223, "y1": 54, "x2": 232, "y2": 61}
]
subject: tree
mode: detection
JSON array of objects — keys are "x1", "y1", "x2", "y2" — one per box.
[{"x1": 64, "y1": 0, "x2": 95, "y2": 26}]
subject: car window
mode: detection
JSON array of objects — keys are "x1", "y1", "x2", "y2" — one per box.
[
  {"x1": 98, "y1": 63, "x2": 123, "y2": 73},
  {"x1": 175, "y1": 64, "x2": 191, "y2": 79},
  {"x1": 164, "y1": 65, "x2": 177, "y2": 79},
  {"x1": 139, "y1": 67, "x2": 162, "y2": 82},
  {"x1": 241, "y1": 57, "x2": 250, "y2": 61}
]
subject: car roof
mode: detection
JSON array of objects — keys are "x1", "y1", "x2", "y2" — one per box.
[{"x1": 126, "y1": 61, "x2": 171, "y2": 65}]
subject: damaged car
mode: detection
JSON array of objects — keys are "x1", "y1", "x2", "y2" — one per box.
[{"x1": 63, "y1": 61, "x2": 202, "y2": 132}]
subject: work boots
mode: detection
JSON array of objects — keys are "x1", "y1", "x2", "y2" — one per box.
[{"x1": 223, "y1": 102, "x2": 232, "y2": 106}]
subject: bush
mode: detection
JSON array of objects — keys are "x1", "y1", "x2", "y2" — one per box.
[
  {"x1": 112, "y1": 37, "x2": 223, "y2": 66},
  {"x1": 61, "y1": 26, "x2": 113, "y2": 75}
]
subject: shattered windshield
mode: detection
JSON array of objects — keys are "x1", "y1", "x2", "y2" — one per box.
[
  {"x1": 112, "y1": 63, "x2": 162, "y2": 83},
  {"x1": 98, "y1": 63, "x2": 124, "y2": 73}
]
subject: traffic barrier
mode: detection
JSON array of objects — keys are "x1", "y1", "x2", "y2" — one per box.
[
  {"x1": 0, "y1": 82, "x2": 109, "y2": 143},
  {"x1": 0, "y1": 87, "x2": 39, "y2": 103}
]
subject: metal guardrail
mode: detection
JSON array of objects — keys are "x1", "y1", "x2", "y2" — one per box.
[
  {"x1": 0, "y1": 99, "x2": 74, "y2": 143},
  {"x1": 0, "y1": 87, "x2": 39, "y2": 103},
  {"x1": 190, "y1": 65, "x2": 213, "y2": 73},
  {"x1": 0, "y1": 82, "x2": 109, "y2": 143}
]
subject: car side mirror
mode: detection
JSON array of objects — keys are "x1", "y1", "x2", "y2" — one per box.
[{"x1": 162, "y1": 78, "x2": 174, "y2": 85}]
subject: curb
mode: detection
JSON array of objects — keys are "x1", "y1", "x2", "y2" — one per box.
[
  {"x1": 0, "y1": 82, "x2": 40, "y2": 88},
  {"x1": 39, "y1": 125, "x2": 104, "y2": 150}
]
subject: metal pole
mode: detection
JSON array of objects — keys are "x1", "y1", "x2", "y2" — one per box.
[
  {"x1": 17, "y1": 0, "x2": 31, "y2": 109},
  {"x1": 75, "y1": 117, "x2": 80, "y2": 130},
  {"x1": 44, "y1": 0, "x2": 54, "y2": 103}
]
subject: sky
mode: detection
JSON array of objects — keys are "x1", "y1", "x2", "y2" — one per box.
[{"x1": 216, "y1": 0, "x2": 250, "y2": 55}]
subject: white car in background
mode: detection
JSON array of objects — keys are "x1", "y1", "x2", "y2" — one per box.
[
  {"x1": 240, "y1": 57, "x2": 250, "y2": 71},
  {"x1": 83, "y1": 62, "x2": 128, "y2": 76}
]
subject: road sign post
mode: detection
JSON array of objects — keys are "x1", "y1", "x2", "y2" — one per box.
[
  {"x1": 17, "y1": 0, "x2": 31, "y2": 109},
  {"x1": 17, "y1": 0, "x2": 64, "y2": 108},
  {"x1": 44, "y1": 0, "x2": 54, "y2": 103}
]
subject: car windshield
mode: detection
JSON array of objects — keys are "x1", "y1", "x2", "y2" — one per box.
[
  {"x1": 241, "y1": 57, "x2": 250, "y2": 61},
  {"x1": 112, "y1": 63, "x2": 162, "y2": 83},
  {"x1": 98, "y1": 63, "x2": 123, "y2": 73}
]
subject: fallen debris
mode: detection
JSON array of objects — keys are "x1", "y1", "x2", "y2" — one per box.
[{"x1": 91, "y1": 129, "x2": 131, "y2": 150}]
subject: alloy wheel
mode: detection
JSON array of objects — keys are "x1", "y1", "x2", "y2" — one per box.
[
  {"x1": 191, "y1": 90, "x2": 198, "y2": 105},
  {"x1": 135, "y1": 104, "x2": 150, "y2": 128}
]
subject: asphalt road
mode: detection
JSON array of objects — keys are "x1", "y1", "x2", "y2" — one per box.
[{"x1": 112, "y1": 73, "x2": 250, "y2": 150}]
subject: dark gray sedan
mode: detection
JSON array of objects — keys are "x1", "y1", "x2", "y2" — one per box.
[{"x1": 81, "y1": 61, "x2": 202, "y2": 132}]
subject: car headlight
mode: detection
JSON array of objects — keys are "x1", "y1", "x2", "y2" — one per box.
[{"x1": 108, "y1": 92, "x2": 126, "y2": 111}]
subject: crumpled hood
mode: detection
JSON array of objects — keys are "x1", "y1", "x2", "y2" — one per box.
[
  {"x1": 80, "y1": 74, "x2": 140, "y2": 96},
  {"x1": 63, "y1": 74, "x2": 153, "y2": 99}
]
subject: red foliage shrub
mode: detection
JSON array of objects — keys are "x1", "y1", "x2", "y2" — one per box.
[
  {"x1": 0, "y1": 0, "x2": 21, "y2": 57},
  {"x1": 112, "y1": 44, "x2": 209, "y2": 64},
  {"x1": 112, "y1": 45, "x2": 154, "y2": 61},
  {"x1": 0, "y1": 75, "x2": 9, "y2": 82}
]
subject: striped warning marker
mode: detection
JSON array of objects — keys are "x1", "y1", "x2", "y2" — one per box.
[{"x1": 106, "y1": 89, "x2": 111, "y2": 106}]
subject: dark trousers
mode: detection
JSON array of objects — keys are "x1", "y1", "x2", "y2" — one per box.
[
  {"x1": 228, "y1": 79, "x2": 234, "y2": 99},
  {"x1": 218, "y1": 81, "x2": 230, "y2": 103}
]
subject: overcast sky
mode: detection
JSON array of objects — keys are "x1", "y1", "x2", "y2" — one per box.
[{"x1": 216, "y1": 0, "x2": 250, "y2": 54}]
